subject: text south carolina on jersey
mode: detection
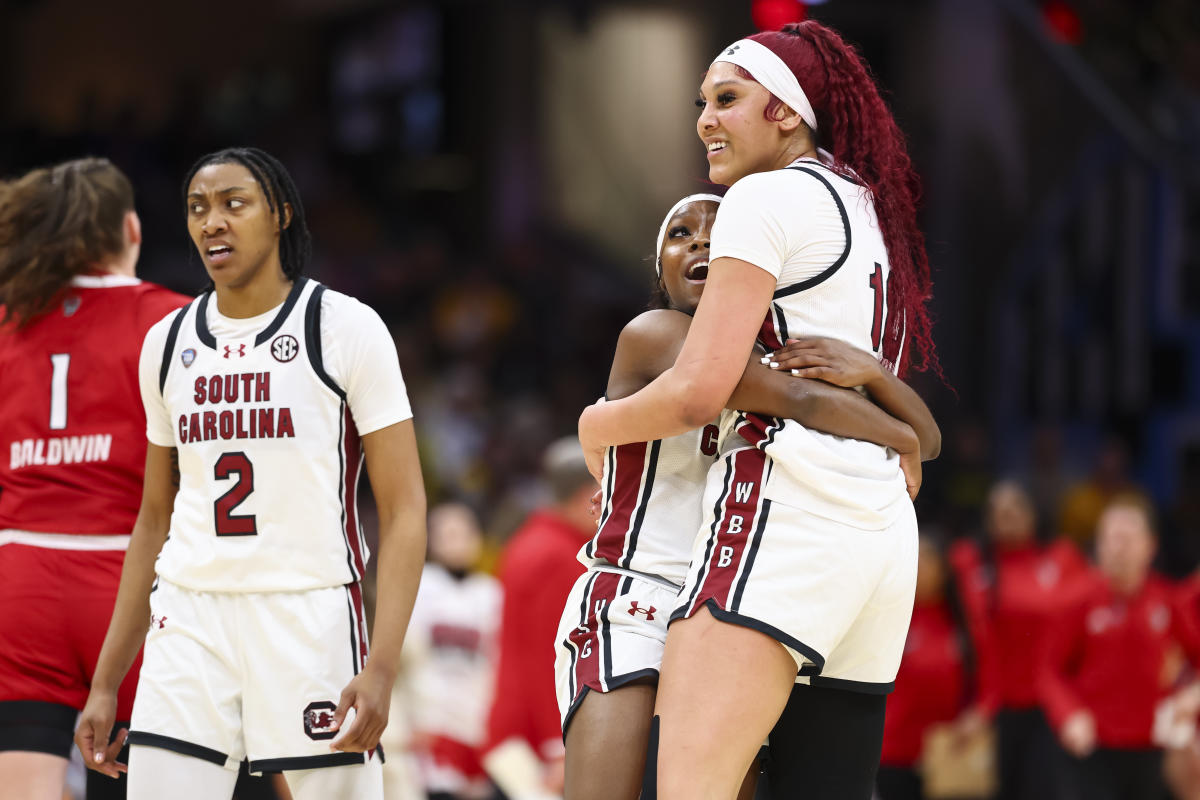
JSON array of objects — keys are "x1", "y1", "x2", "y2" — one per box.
[{"x1": 177, "y1": 371, "x2": 296, "y2": 443}]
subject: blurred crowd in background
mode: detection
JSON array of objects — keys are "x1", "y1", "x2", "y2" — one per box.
[{"x1": 4, "y1": 0, "x2": 1200, "y2": 797}]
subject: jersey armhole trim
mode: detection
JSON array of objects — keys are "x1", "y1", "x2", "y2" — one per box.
[
  {"x1": 158, "y1": 305, "x2": 190, "y2": 393},
  {"x1": 304, "y1": 284, "x2": 347, "y2": 400},
  {"x1": 772, "y1": 166, "x2": 852, "y2": 300}
]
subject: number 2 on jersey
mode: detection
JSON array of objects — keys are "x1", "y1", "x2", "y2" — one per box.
[
  {"x1": 214, "y1": 452, "x2": 258, "y2": 536},
  {"x1": 868, "y1": 263, "x2": 885, "y2": 352}
]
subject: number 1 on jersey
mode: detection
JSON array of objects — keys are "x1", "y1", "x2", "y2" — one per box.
[
  {"x1": 868, "y1": 263, "x2": 885, "y2": 352},
  {"x1": 214, "y1": 452, "x2": 258, "y2": 536},
  {"x1": 49, "y1": 353, "x2": 70, "y2": 430}
]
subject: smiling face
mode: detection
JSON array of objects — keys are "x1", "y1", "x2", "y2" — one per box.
[
  {"x1": 186, "y1": 162, "x2": 289, "y2": 292},
  {"x1": 659, "y1": 200, "x2": 719, "y2": 314},
  {"x1": 697, "y1": 62, "x2": 806, "y2": 186}
]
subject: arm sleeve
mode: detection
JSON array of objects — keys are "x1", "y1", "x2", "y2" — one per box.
[
  {"x1": 138, "y1": 316, "x2": 176, "y2": 447},
  {"x1": 709, "y1": 173, "x2": 798, "y2": 280},
  {"x1": 322, "y1": 294, "x2": 413, "y2": 435}
]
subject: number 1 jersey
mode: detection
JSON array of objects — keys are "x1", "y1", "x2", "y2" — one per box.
[
  {"x1": 139, "y1": 278, "x2": 412, "y2": 592},
  {"x1": 1, "y1": 275, "x2": 189, "y2": 537}
]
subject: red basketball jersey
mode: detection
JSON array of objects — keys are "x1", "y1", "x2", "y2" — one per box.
[{"x1": 0, "y1": 275, "x2": 190, "y2": 536}]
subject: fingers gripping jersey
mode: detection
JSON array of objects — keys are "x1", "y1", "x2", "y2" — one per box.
[
  {"x1": 582, "y1": 421, "x2": 720, "y2": 586},
  {"x1": 711, "y1": 158, "x2": 910, "y2": 529},
  {"x1": 141, "y1": 278, "x2": 411, "y2": 592}
]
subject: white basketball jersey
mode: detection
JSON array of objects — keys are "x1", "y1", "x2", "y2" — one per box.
[
  {"x1": 582, "y1": 420, "x2": 720, "y2": 586},
  {"x1": 408, "y1": 564, "x2": 501, "y2": 745},
  {"x1": 715, "y1": 158, "x2": 910, "y2": 530},
  {"x1": 146, "y1": 278, "x2": 385, "y2": 592}
]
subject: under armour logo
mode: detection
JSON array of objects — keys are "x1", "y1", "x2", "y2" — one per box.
[
  {"x1": 223, "y1": 344, "x2": 246, "y2": 359},
  {"x1": 150, "y1": 614, "x2": 167, "y2": 629},
  {"x1": 726, "y1": 44, "x2": 741, "y2": 56},
  {"x1": 628, "y1": 602, "x2": 656, "y2": 621}
]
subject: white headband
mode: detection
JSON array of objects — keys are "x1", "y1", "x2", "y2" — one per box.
[
  {"x1": 711, "y1": 39, "x2": 818, "y2": 132},
  {"x1": 655, "y1": 193, "x2": 723, "y2": 277}
]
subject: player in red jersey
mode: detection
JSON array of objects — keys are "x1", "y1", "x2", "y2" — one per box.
[
  {"x1": 949, "y1": 481, "x2": 1088, "y2": 800},
  {"x1": 1042, "y1": 496, "x2": 1200, "y2": 800},
  {"x1": 876, "y1": 535, "x2": 975, "y2": 800},
  {"x1": 0, "y1": 157, "x2": 189, "y2": 800}
]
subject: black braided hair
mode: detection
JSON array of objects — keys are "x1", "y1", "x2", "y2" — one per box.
[{"x1": 181, "y1": 147, "x2": 311, "y2": 279}]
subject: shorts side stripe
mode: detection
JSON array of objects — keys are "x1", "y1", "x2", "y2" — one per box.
[
  {"x1": 597, "y1": 574, "x2": 619, "y2": 691},
  {"x1": 700, "y1": 449, "x2": 768, "y2": 609},
  {"x1": 731, "y1": 499, "x2": 772, "y2": 612},
  {"x1": 565, "y1": 573, "x2": 599, "y2": 705},
  {"x1": 345, "y1": 583, "x2": 369, "y2": 675},
  {"x1": 682, "y1": 457, "x2": 734, "y2": 617}
]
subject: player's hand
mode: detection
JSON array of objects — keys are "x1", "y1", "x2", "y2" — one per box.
[
  {"x1": 899, "y1": 449, "x2": 922, "y2": 500},
  {"x1": 330, "y1": 665, "x2": 393, "y2": 753},
  {"x1": 768, "y1": 337, "x2": 883, "y2": 388},
  {"x1": 75, "y1": 689, "x2": 127, "y2": 779},
  {"x1": 588, "y1": 489, "x2": 603, "y2": 520},
  {"x1": 1060, "y1": 710, "x2": 1097, "y2": 758}
]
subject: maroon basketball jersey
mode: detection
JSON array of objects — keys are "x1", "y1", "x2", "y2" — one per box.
[{"x1": 0, "y1": 275, "x2": 189, "y2": 535}]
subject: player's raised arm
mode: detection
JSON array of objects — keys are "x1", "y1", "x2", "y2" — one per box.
[{"x1": 75, "y1": 443, "x2": 177, "y2": 777}]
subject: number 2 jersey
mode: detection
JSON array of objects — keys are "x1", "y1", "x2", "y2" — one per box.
[
  {"x1": 710, "y1": 156, "x2": 910, "y2": 530},
  {"x1": 139, "y1": 278, "x2": 412, "y2": 592},
  {"x1": 1, "y1": 275, "x2": 189, "y2": 539}
]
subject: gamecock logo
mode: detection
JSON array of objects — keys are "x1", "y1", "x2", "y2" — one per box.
[{"x1": 303, "y1": 700, "x2": 339, "y2": 740}]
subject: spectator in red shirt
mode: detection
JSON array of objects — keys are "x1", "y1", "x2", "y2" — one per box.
[
  {"x1": 1041, "y1": 495, "x2": 1200, "y2": 800},
  {"x1": 877, "y1": 534, "x2": 975, "y2": 800},
  {"x1": 482, "y1": 437, "x2": 593, "y2": 800},
  {"x1": 949, "y1": 480, "x2": 1088, "y2": 800}
]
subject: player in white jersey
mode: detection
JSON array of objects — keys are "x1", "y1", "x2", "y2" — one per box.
[
  {"x1": 73, "y1": 148, "x2": 427, "y2": 800},
  {"x1": 406, "y1": 503, "x2": 500, "y2": 799},
  {"x1": 578, "y1": 22, "x2": 941, "y2": 799},
  {"x1": 561, "y1": 195, "x2": 939, "y2": 800}
]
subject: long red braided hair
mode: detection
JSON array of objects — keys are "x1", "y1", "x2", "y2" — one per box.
[{"x1": 744, "y1": 22, "x2": 939, "y2": 377}]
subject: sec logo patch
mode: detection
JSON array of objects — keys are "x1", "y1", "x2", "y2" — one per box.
[{"x1": 271, "y1": 334, "x2": 298, "y2": 363}]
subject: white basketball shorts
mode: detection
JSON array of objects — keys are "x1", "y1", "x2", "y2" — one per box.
[
  {"x1": 672, "y1": 447, "x2": 918, "y2": 694},
  {"x1": 554, "y1": 567, "x2": 681, "y2": 734},
  {"x1": 128, "y1": 577, "x2": 383, "y2": 775}
]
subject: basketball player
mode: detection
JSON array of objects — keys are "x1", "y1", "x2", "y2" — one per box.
[
  {"x1": 73, "y1": 147, "x2": 427, "y2": 800},
  {"x1": 578, "y1": 22, "x2": 940, "y2": 798},
  {"x1": 407, "y1": 503, "x2": 501, "y2": 799},
  {"x1": 561, "y1": 194, "x2": 938, "y2": 800},
  {"x1": 0, "y1": 158, "x2": 189, "y2": 800}
]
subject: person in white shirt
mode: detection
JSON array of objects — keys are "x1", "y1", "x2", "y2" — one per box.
[
  {"x1": 578, "y1": 21, "x2": 941, "y2": 800},
  {"x1": 74, "y1": 147, "x2": 427, "y2": 800},
  {"x1": 407, "y1": 503, "x2": 501, "y2": 800}
]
